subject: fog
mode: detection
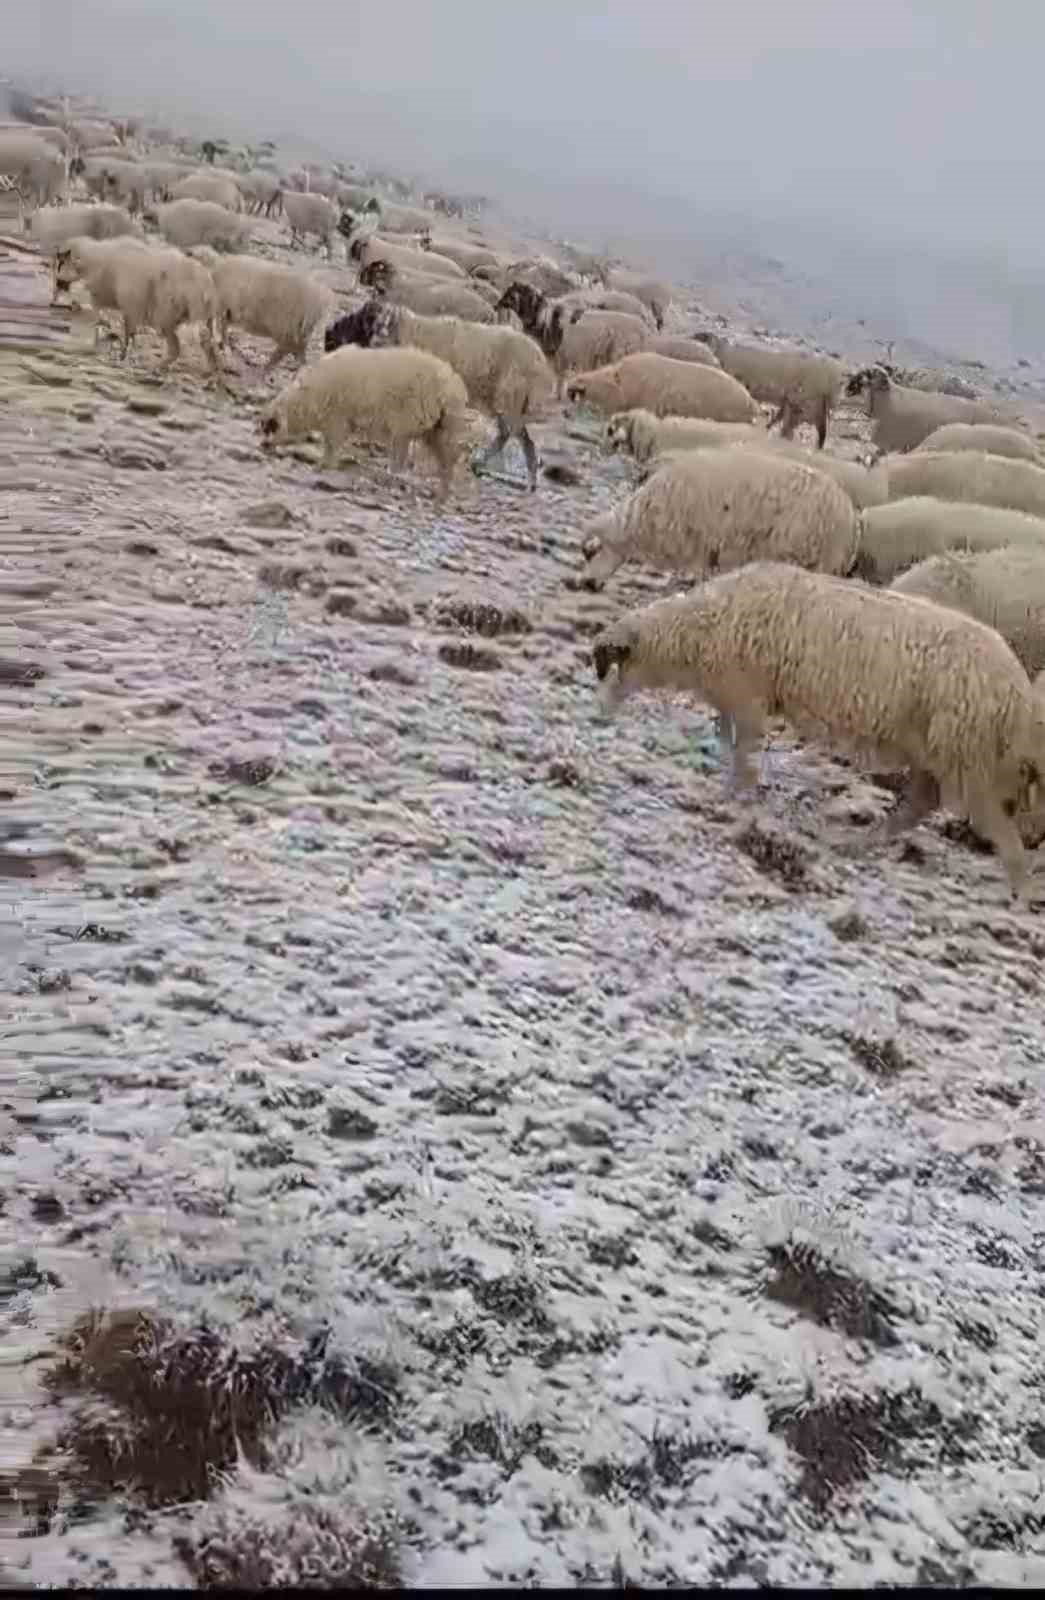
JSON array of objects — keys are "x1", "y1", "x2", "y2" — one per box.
[{"x1": 8, "y1": 1, "x2": 1045, "y2": 362}]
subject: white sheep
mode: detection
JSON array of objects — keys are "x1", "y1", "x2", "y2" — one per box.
[
  {"x1": 54, "y1": 236, "x2": 220, "y2": 375},
  {"x1": 378, "y1": 202, "x2": 436, "y2": 235},
  {"x1": 912, "y1": 422, "x2": 1042, "y2": 464},
  {"x1": 258, "y1": 344, "x2": 470, "y2": 499},
  {"x1": 348, "y1": 233, "x2": 465, "y2": 281},
  {"x1": 579, "y1": 447, "x2": 858, "y2": 590},
  {"x1": 494, "y1": 282, "x2": 644, "y2": 386},
  {"x1": 855, "y1": 497, "x2": 1045, "y2": 583},
  {"x1": 728, "y1": 437, "x2": 888, "y2": 510},
  {"x1": 607, "y1": 409, "x2": 768, "y2": 462},
  {"x1": 193, "y1": 250, "x2": 333, "y2": 370},
  {"x1": 885, "y1": 450, "x2": 1045, "y2": 519},
  {"x1": 591, "y1": 560, "x2": 1045, "y2": 900},
  {"x1": 696, "y1": 336, "x2": 843, "y2": 448},
  {"x1": 282, "y1": 190, "x2": 340, "y2": 258},
  {"x1": 32, "y1": 202, "x2": 141, "y2": 275},
  {"x1": 0, "y1": 131, "x2": 66, "y2": 225},
  {"x1": 645, "y1": 335, "x2": 722, "y2": 367},
  {"x1": 567, "y1": 352, "x2": 759, "y2": 424},
  {"x1": 605, "y1": 269, "x2": 672, "y2": 330},
  {"x1": 417, "y1": 231, "x2": 502, "y2": 277},
  {"x1": 239, "y1": 169, "x2": 283, "y2": 218},
  {"x1": 171, "y1": 172, "x2": 243, "y2": 212},
  {"x1": 846, "y1": 365, "x2": 1003, "y2": 454},
  {"x1": 890, "y1": 545, "x2": 1045, "y2": 678},
  {"x1": 358, "y1": 259, "x2": 494, "y2": 324},
  {"x1": 559, "y1": 287, "x2": 655, "y2": 325},
  {"x1": 323, "y1": 299, "x2": 555, "y2": 492},
  {"x1": 151, "y1": 197, "x2": 251, "y2": 253}
]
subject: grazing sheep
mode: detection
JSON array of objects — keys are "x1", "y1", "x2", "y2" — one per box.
[
  {"x1": 695, "y1": 336, "x2": 843, "y2": 448},
  {"x1": 193, "y1": 250, "x2": 333, "y2": 370},
  {"x1": 348, "y1": 232, "x2": 465, "y2": 281},
  {"x1": 324, "y1": 298, "x2": 554, "y2": 491},
  {"x1": 172, "y1": 172, "x2": 243, "y2": 212},
  {"x1": 0, "y1": 131, "x2": 66, "y2": 223},
  {"x1": 579, "y1": 448, "x2": 858, "y2": 590},
  {"x1": 912, "y1": 422, "x2": 1041, "y2": 464},
  {"x1": 891, "y1": 546, "x2": 1045, "y2": 677},
  {"x1": 591, "y1": 560, "x2": 1045, "y2": 901},
  {"x1": 54, "y1": 236, "x2": 220, "y2": 374},
  {"x1": 605, "y1": 269, "x2": 671, "y2": 330},
  {"x1": 359, "y1": 259, "x2": 494, "y2": 324},
  {"x1": 723, "y1": 437, "x2": 888, "y2": 510},
  {"x1": 151, "y1": 197, "x2": 251, "y2": 254},
  {"x1": 567, "y1": 353, "x2": 759, "y2": 424},
  {"x1": 646, "y1": 335, "x2": 722, "y2": 367},
  {"x1": 607, "y1": 408, "x2": 768, "y2": 462},
  {"x1": 32, "y1": 202, "x2": 140, "y2": 268},
  {"x1": 853, "y1": 497, "x2": 1045, "y2": 584},
  {"x1": 282, "y1": 190, "x2": 340, "y2": 258},
  {"x1": 418, "y1": 230, "x2": 502, "y2": 276},
  {"x1": 239, "y1": 169, "x2": 283, "y2": 217},
  {"x1": 258, "y1": 344, "x2": 470, "y2": 499},
  {"x1": 495, "y1": 282, "x2": 647, "y2": 391},
  {"x1": 846, "y1": 365, "x2": 1003, "y2": 454},
  {"x1": 566, "y1": 287, "x2": 654, "y2": 323},
  {"x1": 377, "y1": 202, "x2": 435, "y2": 236},
  {"x1": 503, "y1": 256, "x2": 578, "y2": 297},
  {"x1": 885, "y1": 450, "x2": 1045, "y2": 520}
]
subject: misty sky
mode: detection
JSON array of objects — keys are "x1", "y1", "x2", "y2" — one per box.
[{"x1": 9, "y1": 0, "x2": 1045, "y2": 260}]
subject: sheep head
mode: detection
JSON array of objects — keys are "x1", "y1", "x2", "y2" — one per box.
[
  {"x1": 495, "y1": 280, "x2": 544, "y2": 330},
  {"x1": 51, "y1": 247, "x2": 78, "y2": 294},
  {"x1": 337, "y1": 209, "x2": 358, "y2": 242},
  {"x1": 258, "y1": 407, "x2": 285, "y2": 450},
  {"x1": 325, "y1": 297, "x2": 395, "y2": 350},
  {"x1": 358, "y1": 258, "x2": 393, "y2": 294},
  {"x1": 417, "y1": 227, "x2": 433, "y2": 250},
  {"x1": 845, "y1": 365, "x2": 890, "y2": 400}
]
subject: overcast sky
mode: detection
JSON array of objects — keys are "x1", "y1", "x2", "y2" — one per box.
[{"x1": 8, "y1": 0, "x2": 1044, "y2": 261}]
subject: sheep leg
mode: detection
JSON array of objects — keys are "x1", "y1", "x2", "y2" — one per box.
[
  {"x1": 726, "y1": 707, "x2": 765, "y2": 796},
  {"x1": 161, "y1": 327, "x2": 182, "y2": 367},
  {"x1": 815, "y1": 395, "x2": 830, "y2": 449},
  {"x1": 966, "y1": 792, "x2": 1033, "y2": 902},
  {"x1": 879, "y1": 769, "x2": 940, "y2": 841},
  {"x1": 519, "y1": 425, "x2": 540, "y2": 492},
  {"x1": 579, "y1": 543, "x2": 625, "y2": 591},
  {"x1": 473, "y1": 416, "x2": 512, "y2": 476},
  {"x1": 320, "y1": 427, "x2": 349, "y2": 471}
]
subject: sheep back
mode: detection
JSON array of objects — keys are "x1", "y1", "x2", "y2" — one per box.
[
  {"x1": 854, "y1": 496, "x2": 1045, "y2": 583},
  {"x1": 154, "y1": 198, "x2": 251, "y2": 252},
  {"x1": 913, "y1": 422, "x2": 1042, "y2": 464},
  {"x1": 891, "y1": 545, "x2": 1045, "y2": 677},
  {"x1": 886, "y1": 450, "x2": 1045, "y2": 519},
  {"x1": 261, "y1": 344, "x2": 469, "y2": 451}
]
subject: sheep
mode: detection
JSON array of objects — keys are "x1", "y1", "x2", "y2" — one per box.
[
  {"x1": 193, "y1": 250, "x2": 333, "y2": 370},
  {"x1": 638, "y1": 435, "x2": 887, "y2": 510},
  {"x1": 323, "y1": 298, "x2": 555, "y2": 492},
  {"x1": 855, "y1": 497, "x2": 1045, "y2": 584},
  {"x1": 281, "y1": 190, "x2": 340, "y2": 258},
  {"x1": 0, "y1": 131, "x2": 66, "y2": 223},
  {"x1": 258, "y1": 344, "x2": 470, "y2": 499},
  {"x1": 150, "y1": 197, "x2": 251, "y2": 254},
  {"x1": 53, "y1": 236, "x2": 220, "y2": 374},
  {"x1": 171, "y1": 172, "x2": 243, "y2": 212},
  {"x1": 31, "y1": 201, "x2": 141, "y2": 265},
  {"x1": 377, "y1": 202, "x2": 435, "y2": 235},
  {"x1": 607, "y1": 408, "x2": 768, "y2": 463},
  {"x1": 591, "y1": 560, "x2": 1045, "y2": 900},
  {"x1": 417, "y1": 230, "x2": 502, "y2": 276},
  {"x1": 605, "y1": 269, "x2": 672, "y2": 330},
  {"x1": 503, "y1": 257, "x2": 578, "y2": 297},
  {"x1": 890, "y1": 546, "x2": 1045, "y2": 678},
  {"x1": 493, "y1": 282, "x2": 647, "y2": 391},
  {"x1": 239, "y1": 169, "x2": 283, "y2": 217},
  {"x1": 885, "y1": 450, "x2": 1045, "y2": 520},
  {"x1": 846, "y1": 365, "x2": 1003, "y2": 454},
  {"x1": 567, "y1": 353, "x2": 759, "y2": 424},
  {"x1": 578, "y1": 447, "x2": 858, "y2": 591},
  {"x1": 558, "y1": 287, "x2": 655, "y2": 325},
  {"x1": 358, "y1": 259, "x2": 494, "y2": 324},
  {"x1": 695, "y1": 335, "x2": 843, "y2": 449},
  {"x1": 912, "y1": 422, "x2": 1041, "y2": 464},
  {"x1": 645, "y1": 335, "x2": 722, "y2": 367},
  {"x1": 348, "y1": 232, "x2": 465, "y2": 281}
]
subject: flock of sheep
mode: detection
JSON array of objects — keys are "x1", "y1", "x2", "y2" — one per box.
[{"x1": 6, "y1": 96, "x2": 1045, "y2": 904}]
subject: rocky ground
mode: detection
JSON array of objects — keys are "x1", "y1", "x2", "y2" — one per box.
[{"x1": 1, "y1": 223, "x2": 1044, "y2": 1589}]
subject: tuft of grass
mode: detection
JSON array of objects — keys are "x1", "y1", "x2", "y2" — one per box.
[
  {"x1": 176, "y1": 1497, "x2": 403, "y2": 1589},
  {"x1": 734, "y1": 820, "x2": 811, "y2": 889},
  {"x1": 843, "y1": 1030, "x2": 912, "y2": 1079},
  {"x1": 771, "y1": 1384, "x2": 979, "y2": 1512},
  {"x1": 42, "y1": 1309, "x2": 400, "y2": 1509},
  {"x1": 764, "y1": 1240, "x2": 900, "y2": 1347}
]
